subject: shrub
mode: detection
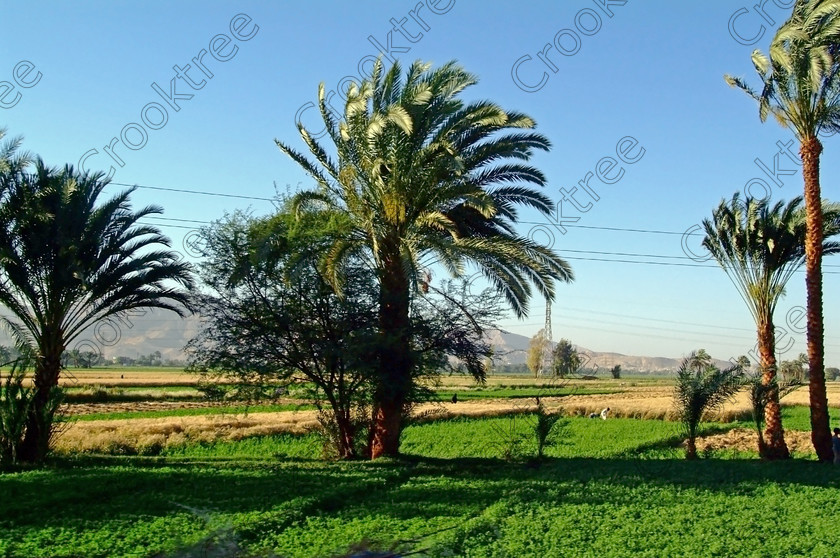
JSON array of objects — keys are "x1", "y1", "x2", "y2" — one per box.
[
  {"x1": 0, "y1": 356, "x2": 64, "y2": 465},
  {"x1": 0, "y1": 361, "x2": 33, "y2": 465}
]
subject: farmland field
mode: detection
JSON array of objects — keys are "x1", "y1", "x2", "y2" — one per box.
[{"x1": 2, "y1": 369, "x2": 840, "y2": 557}]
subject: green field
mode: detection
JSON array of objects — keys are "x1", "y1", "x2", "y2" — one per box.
[{"x1": 2, "y1": 409, "x2": 838, "y2": 558}]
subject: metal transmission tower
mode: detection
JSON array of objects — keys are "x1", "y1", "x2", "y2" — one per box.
[{"x1": 541, "y1": 298, "x2": 553, "y2": 376}]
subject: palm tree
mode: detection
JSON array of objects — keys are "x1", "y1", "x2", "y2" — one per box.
[
  {"x1": 702, "y1": 193, "x2": 840, "y2": 459},
  {"x1": 277, "y1": 60, "x2": 573, "y2": 458},
  {"x1": 675, "y1": 351, "x2": 744, "y2": 460},
  {"x1": 0, "y1": 159, "x2": 194, "y2": 462},
  {"x1": 0, "y1": 128, "x2": 30, "y2": 175},
  {"x1": 725, "y1": 0, "x2": 840, "y2": 460}
]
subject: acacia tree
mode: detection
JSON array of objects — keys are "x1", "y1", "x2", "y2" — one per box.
[
  {"x1": 187, "y1": 208, "x2": 503, "y2": 459},
  {"x1": 277, "y1": 60, "x2": 573, "y2": 458},
  {"x1": 552, "y1": 338, "x2": 581, "y2": 378},
  {"x1": 187, "y1": 210, "x2": 380, "y2": 458},
  {"x1": 725, "y1": 0, "x2": 840, "y2": 460},
  {"x1": 0, "y1": 160, "x2": 194, "y2": 462},
  {"x1": 702, "y1": 194, "x2": 840, "y2": 459}
]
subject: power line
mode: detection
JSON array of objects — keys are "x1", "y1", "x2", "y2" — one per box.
[
  {"x1": 519, "y1": 220, "x2": 699, "y2": 236},
  {"x1": 109, "y1": 181, "x2": 275, "y2": 202},
  {"x1": 144, "y1": 216, "x2": 211, "y2": 225}
]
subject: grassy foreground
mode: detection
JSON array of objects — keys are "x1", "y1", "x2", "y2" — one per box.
[{"x1": 2, "y1": 414, "x2": 839, "y2": 557}]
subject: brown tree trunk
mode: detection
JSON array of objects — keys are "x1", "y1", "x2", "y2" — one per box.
[
  {"x1": 369, "y1": 243, "x2": 412, "y2": 459},
  {"x1": 332, "y1": 407, "x2": 356, "y2": 459},
  {"x1": 757, "y1": 317, "x2": 789, "y2": 459},
  {"x1": 685, "y1": 435, "x2": 697, "y2": 460},
  {"x1": 18, "y1": 349, "x2": 62, "y2": 464},
  {"x1": 800, "y1": 136, "x2": 833, "y2": 462}
]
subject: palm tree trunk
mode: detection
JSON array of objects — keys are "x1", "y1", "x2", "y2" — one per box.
[
  {"x1": 18, "y1": 350, "x2": 62, "y2": 463},
  {"x1": 686, "y1": 430, "x2": 698, "y2": 460},
  {"x1": 800, "y1": 136, "x2": 833, "y2": 462},
  {"x1": 757, "y1": 317, "x2": 789, "y2": 459},
  {"x1": 370, "y1": 246, "x2": 412, "y2": 459}
]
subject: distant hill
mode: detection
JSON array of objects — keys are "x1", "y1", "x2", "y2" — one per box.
[
  {"x1": 0, "y1": 312, "x2": 731, "y2": 372},
  {"x1": 486, "y1": 328, "x2": 733, "y2": 373}
]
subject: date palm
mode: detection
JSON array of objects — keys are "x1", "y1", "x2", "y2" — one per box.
[
  {"x1": 0, "y1": 128, "x2": 30, "y2": 175},
  {"x1": 724, "y1": 0, "x2": 840, "y2": 460},
  {"x1": 277, "y1": 59, "x2": 573, "y2": 458},
  {"x1": 0, "y1": 160, "x2": 194, "y2": 462},
  {"x1": 702, "y1": 193, "x2": 840, "y2": 459}
]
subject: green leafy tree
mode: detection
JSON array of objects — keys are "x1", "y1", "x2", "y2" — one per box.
[
  {"x1": 674, "y1": 352, "x2": 744, "y2": 459},
  {"x1": 702, "y1": 193, "x2": 840, "y2": 458},
  {"x1": 277, "y1": 59, "x2": 573, "y2": 458},
  {"x1": 188, "y1": 207, "x2": 502, "y2": 458},
  {"x1": 724, "y1": 0, "x2": 840, "y2": 461},
  {"x1": 551, "y1": 338, "x2": 581, "y2": 378},
  {"x1": 826, "y1": 366, "x2": 840, "y2": 380},
  {"x1": 526, "y1": 329, "x2": 548, "y2": 378},
  {"x1": 187, "y1": 210, "x2": 380, "y2": 459},
  {"x1": 0, "y1": 160, "x2": 194, "y2": 463}
]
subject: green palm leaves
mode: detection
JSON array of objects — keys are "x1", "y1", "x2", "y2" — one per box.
[
  {"x1": 725, "y1": 0, "x2": 840, "y2": 137},
  {"x1": 277, "y1": 59, "x2": 572, "y2": 317},
  {"x1": 702, "y1": 194, "x2": 840, "y2": 325},
  {"x1": 0, "y1": 160, "x2": 195, "y2": 349}
]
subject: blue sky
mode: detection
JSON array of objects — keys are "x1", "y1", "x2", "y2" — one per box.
[{"x1": 2, "y1": 0, "x2": 838, "y2": 366}]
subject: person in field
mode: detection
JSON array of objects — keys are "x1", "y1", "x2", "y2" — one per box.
[
  {"x1": 832, "y1": 428, "x2": 840, "y2": 465},
  {"x1": 600, "y1": 407, "x2": 610, "y2": 420}
]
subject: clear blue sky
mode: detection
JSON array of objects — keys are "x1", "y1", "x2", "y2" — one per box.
[{"x1": 2, "y1": 0, "x2": 838, "y2": 366}]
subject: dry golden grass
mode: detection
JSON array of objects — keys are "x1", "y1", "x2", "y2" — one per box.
[
  {"x1": 60, "y1": 369, "x2": 199, "y2": 386},
  {"x1": 55, "y1": 399, "x2": 543, "y2": 454},
  {"x1": 51, "y1": 381, "x2": 840, "y2": 455},
  {"x1": 695, "y1": 428, "x2": 815, "y2": 454}
]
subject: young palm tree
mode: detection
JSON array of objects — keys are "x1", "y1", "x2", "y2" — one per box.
[
  {"x1": 675, "y1": 352, "x2": 744, "y2": 460},
  {"x1": 0, "y1": 160, "x2": 194, "y2": 462},
  {"x1": 702, "y1": 194, "x2": 840, "y2": 459},
  {"x1": 724, "y1": 0, "x2": 840, "y2": 460},
  {"x1": 277, "y1": 60, "x2": 573, "y2": 458}
]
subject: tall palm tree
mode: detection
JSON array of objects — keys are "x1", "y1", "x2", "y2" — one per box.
[
  {"x1": 702, "y1": 193, "x2": 840, "y2": 459},
  {"x1": 277, "y1": 60, "x2": 573, "y2": 458},
  {"x1": 724, "y1": 0, "x2": 840, "y2": 460},
  {"x1": 0, "y1": 159, "x2": 194, "y2": 462}
]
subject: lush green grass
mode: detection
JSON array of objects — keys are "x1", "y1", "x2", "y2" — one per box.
[
  {"x1": 69, "y1": 403, "x2": 317, "y2": 422},
  {"x1": 1, "y1": 414, "x2": 836, "y2": 557},
  {"x1": 731, "y1": 404, "x2": 815, "y2": 432}
]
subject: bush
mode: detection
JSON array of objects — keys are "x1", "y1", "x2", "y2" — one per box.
[
  {"x1": 0, "y1": 357, "x2": 64, "y2": 465},
  {"x1": 0, "y1": 361, "x2": 34, "y2": 465}
]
